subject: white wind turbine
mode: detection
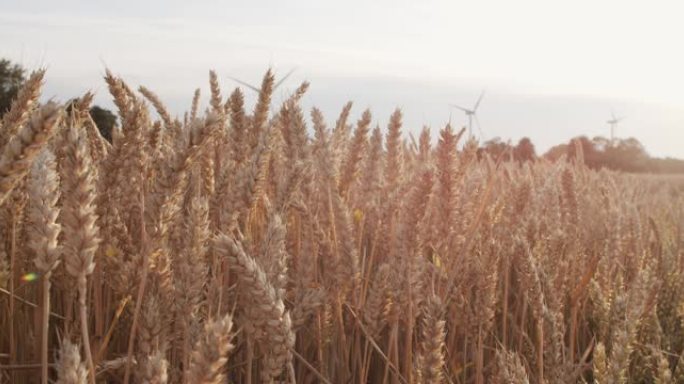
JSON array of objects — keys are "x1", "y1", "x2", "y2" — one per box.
[
  {"x1": 228, "y1": 68, "x2": 296, "y2": 94},
  {"x1": 450, "y1": 90, "x2": 485, "y2": 139},
  {"x1": 606, "y1": 111, "x2": 625, "y2": 144}
]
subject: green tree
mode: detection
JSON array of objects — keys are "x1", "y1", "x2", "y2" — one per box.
[{"x1": 0, "y1": 59, "x2": 26, "y2": 115}]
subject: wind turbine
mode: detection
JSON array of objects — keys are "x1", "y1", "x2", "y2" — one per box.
[
  {"x1": 606, "y1": 111, "x2": 625, "y2": 144},
  {"x1": 228, "y1": 68, "x2": 296, "y2": 94},
  {"x1": 450, "y1": 90, "x2": 485, "y2": 139}
]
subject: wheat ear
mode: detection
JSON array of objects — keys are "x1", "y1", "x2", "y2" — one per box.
[
  {"x1": 138, "y1": 351, "x2": 169, "y2": 384},
  {"x1": 214, "y1": 234, "x2": 295, "y2": 383},
  {"x1": 28, "y1": 150, "x2": 62, "y2": 384},
  {"x1": 139, "y1": 86, "x2": 174, "y2": 130},
  {"x1": 187, "y1": 314, "x2": 235, "y2": 384},
  {"x1": 61, "y1": 125, "x2": 100, "y2": 384},
  {"x1": 495, "y1": 349, "x2": 530, "y2": 384},
  {"x1": 418, "y1": 296, "x2": 446, "y2": 384},
  {"x1": 0, "y1": 102, "x2": 62, "y2": 205},
  {"x1": 55, "y1": 339, "x2": 88, "y2": 384},
  {"x1": 0, "y1": 69, "x2": 45, "y2": 147}
]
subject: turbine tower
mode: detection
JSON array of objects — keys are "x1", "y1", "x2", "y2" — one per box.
[
  {"x1": 606, "y1": 111, "x2": 625, "y2": 144},
  {"x1": 450, "y1": 90, "x2": 485, "y2": 139}
]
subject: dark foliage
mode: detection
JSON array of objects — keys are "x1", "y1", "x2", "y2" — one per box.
[
  {"x1": 0, "y1": 59, "x2": 26, "y2": 115},
  {"x1": 89, "y1": 105, "x2": 116, "y2": 142}
]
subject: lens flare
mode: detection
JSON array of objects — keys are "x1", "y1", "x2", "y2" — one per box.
[{"x1": 21, "y1": 272, "x2": 38, "y2": 282}]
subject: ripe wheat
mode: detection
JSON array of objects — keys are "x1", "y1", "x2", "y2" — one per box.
[{"x1": 0, "y1": 68, "x2": 682, "y2": 384}]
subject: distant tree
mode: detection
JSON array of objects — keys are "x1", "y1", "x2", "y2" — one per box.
[
  {"x1": 567, "y1": 136, "x2": 602, "y2": 168},
  {"x1": 89, "y1": 105, "x2": 117, "y2": 142},
  {"x1": 603, "y1": 137, "x2": 648, "y2": 172},
  {"x1": 479, "y1": 137, "x2": 513, "y2": 160},
  {"x1": 552, "y1": 135, "x2": 664, "y2": 173},
  {"x1": 537, "y1": 134, "x2": 683, "y2": 174},
  {"x1": 591, "y1": 136, "x2": 611, "y2": 152},
  {"x1": 513, "y1": 137, "x2": 536, "y2": 162},
  {"x1": 544, "y1": 144, "x2": 569, "y2": 161},
  {"x1": 0, "y1": 59, "x2": 26, "y2": 116}
]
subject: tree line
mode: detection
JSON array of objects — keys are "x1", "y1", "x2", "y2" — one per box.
[{"x1": 479, "y1": 135, "x2": 684, "y2": 173}]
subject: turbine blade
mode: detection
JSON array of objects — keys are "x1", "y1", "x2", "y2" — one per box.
[
  {"x1": 274, "y1": 68, "x2": 296, "y2": 90},
  {"x1": 474, "y1": 90, "x2": 485, "y2": 111},
  {"x1": 450, "y1": 104, "x2": 470, "y2": 113},
  {"x1": 228, "y1": 76, "x2": 261, "y2": 93}
]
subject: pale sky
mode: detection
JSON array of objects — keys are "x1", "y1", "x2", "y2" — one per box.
[{"x1": 2, "y1": 0, "x2": 684, "y2": 157}]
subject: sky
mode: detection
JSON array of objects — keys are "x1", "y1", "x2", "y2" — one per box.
[{"x1": 1, "y1": 0, "x2": 684, "y2": 157}]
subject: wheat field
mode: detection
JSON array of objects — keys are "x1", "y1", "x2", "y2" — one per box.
[{"x1": 0, "y1": 68, "x2": 682, "y2": 384}]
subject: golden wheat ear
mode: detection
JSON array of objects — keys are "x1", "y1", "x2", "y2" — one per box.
[
  {"x1": 55, "y1": 339, "x2": 89, "y2": 384},
  {"x1": 495, "y1": 349, "x2": 530, "y2": 383},
  {"x1": 214, "y1": 234, "x2": 295, "y2": 382},
  {"x1": 0, "y1": 69, "x2": 46, "y2": 147},
  {"x1": 417, "y1": 296, "x2": 446, "y2": 384},
  {"x1": 28, "y1": 149, "x2": 62, "y2": 384},
  {"x1": 186, "y1": 314, "x2": 234, "y2": 384},
  {"x1": 60, "y1": 124, "x2": 100, "y2": 384},
  {"x1": 0, "y1": 102, "x2": 62, "y2": 206}
]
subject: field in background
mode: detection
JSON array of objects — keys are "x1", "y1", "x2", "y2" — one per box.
[{"x1": 0, "y1": 69, "x2": 683, "y2": 384}]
